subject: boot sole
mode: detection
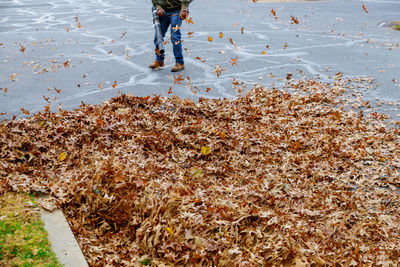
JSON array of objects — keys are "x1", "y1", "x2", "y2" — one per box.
[{"x1": 171, "y1": 67, "x2": 185, "y2": 72}]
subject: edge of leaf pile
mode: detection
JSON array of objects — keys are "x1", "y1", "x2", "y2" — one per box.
[{"x1": 1, "y1": 80, "x2": 399, "y2": 266}]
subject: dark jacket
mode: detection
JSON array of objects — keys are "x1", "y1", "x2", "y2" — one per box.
[{"x1": 152, "y1": 0, "x2": 192, "y2": 11}]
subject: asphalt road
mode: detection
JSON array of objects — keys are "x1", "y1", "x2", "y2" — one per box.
[{"x1": 1, "y1": 0, "x2": 399, "y2": 120}]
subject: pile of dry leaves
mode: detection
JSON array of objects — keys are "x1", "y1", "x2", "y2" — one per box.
[{"x1": 1, "y1": 80, "x2": 399, "y2": 266}]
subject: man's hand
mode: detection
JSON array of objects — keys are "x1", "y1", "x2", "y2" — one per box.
[
  {"x1": 157, "y1": 6, "x2": 166, "y2": 17},
  {"x1": 180, "y1": 8, "x2": 188, "y2": 20}
]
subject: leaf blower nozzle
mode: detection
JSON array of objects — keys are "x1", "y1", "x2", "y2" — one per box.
[{"x1": 152, "y1": 7, "x2": 165, "y2": 55}]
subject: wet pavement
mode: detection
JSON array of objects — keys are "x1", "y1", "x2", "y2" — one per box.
[{"x1": 0, "y1": 0, "x2": 399, "y2": 120}]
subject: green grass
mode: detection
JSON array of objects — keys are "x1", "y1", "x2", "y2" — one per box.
[
  {"x1": 0, "y1": 193, "x2": 62, "y2": 267},
  {"x1": 394, "y1": 24, "x2": 400, "y2": 31}
]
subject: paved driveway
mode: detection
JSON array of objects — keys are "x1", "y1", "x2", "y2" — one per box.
[{"x1": 1, "y1": 0, "x2": 399, "y2": 120}]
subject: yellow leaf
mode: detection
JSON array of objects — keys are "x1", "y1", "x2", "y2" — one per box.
[
  {"x1": 201, "y1": 146, "x2": 211, "y2": 156},
  {"x1": 166, "y1": 227, "x2": 173, "y2": 235},
  {"x1": 57, "y1": 152, "x2": 67, "y2": 162},
  {"x1": 219, "y1": 32, "x2": 224, "y2": 38},
  {"x1": 190, "y1": 167, "x2": 204, "y2": 178},
  {"x1": 208, "y1": 36, "x2": 213, "y2": 42},
  {"x1": 261, "y1": 51, "x2": 266, "y2": 55}
]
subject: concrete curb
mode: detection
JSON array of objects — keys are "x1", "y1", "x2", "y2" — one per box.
[{"x1": 41, "y1": 208, "x2": 89, "y2": 267}]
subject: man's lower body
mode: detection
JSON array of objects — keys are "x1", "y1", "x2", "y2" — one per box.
[{"x1": 150, "y1": 9, "x2": 185, "y2": 72}]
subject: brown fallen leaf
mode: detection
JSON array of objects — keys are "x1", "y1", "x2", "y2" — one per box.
[
  {"x1": 36, "y1": 198, "x2": 57, "y2": 212},
  {"x1": 185, "y1": 17, "x2": 194, "y2": 24},
  {"x1": 362, "y1": 4, "x2": 368, "y2": 13},
  {"x1": 271, "y1": 9, "x2": 278, "y2": 20},
  {"x1": 20, "y1": 107, "x2": 30, "y2": 115},
  {"x1": 230, "y1": 57, "x2": 238, "y2": 66},
  {"x1": 291, "y1": 16, "x2": 299, "y2": 24},
  {"x1": 174, "y1": 74, "x2": 184, "y2": 84}
]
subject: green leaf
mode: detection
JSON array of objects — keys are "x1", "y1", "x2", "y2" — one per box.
[{"x1": 139, "y1": 259, "x2": 151, "y2": 266}]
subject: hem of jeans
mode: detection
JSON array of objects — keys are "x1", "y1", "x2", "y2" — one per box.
[{"x1": 175, "y1": 57, "x2": 184, "y2": 64}]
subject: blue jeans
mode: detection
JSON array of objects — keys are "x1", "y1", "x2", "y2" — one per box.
[{"x1": 154, "y1": 10, "x2": 184, "y2": 65}]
